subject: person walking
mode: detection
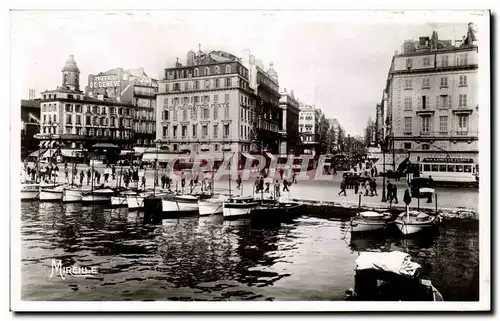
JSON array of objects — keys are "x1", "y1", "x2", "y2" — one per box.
[
  {"x1": 274, "y1": 180, "x2": 281, "y2": 199},
  {"x1": 283, "y1": 178, "x2": 290, "y2": 192},
  {"x1": 391, "y1": 182, "x2": 399, "y2": 204},
  {"x1": 87, "y1": 168, "x2": 91, "y2": 185},
  {"x1": 64, "y1": 167, "x2": 69, "y2": 183},
  {"x1": 370, "y1": 179, "x2": 378, "y2": 196},
  {"x1": 338, "y1": 179, "x2": 347, "y2": 196},
  {"x1": 427, "y1": 175, "x2": 435, "y2": 203},
  {"x1": 364, "y1": 179, "x2": 371, "y2": 196},
  {"x1": 236, "y1": 174, "x2": 242, "y2": 190},
  {"x1": 140, "y1": 175, "x2": 146, "y2": 190},
  {"x1": 161, "y1": 174, "x2": 166, "y2": 189},
  {"x1": 354, "y1": 177, "x2": 360, "y2": 194}
]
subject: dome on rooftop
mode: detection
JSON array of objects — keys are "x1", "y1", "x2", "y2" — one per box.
[{"x1": 62, "y1": 55, "x2": 80, "y2": 72}]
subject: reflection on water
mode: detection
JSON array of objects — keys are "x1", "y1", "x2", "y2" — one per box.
[{"x1": 21, "y1": 202, "x2": 479, "y2": 301}]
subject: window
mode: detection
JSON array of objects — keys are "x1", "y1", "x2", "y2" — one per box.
[
  {"x1": 213, "y1": 105, "x2": 218, "y2": 119},
  {"x1": 421, "y1": 116, "x2": 431, "y2": 133},
  {"x1": 204, "y1": 95, "x2": 210, "y2": 103},
  {"x1": 464, "y1": 165, "x2": 472, "y2": 173},
  {"x1": 192, "y1": 124, "x2": 197, "y2": 137},
  {"x1": 213, "y1": 124, "x2": 218, "y2": 138},
  {"x1": 183, "y1": 108, "x2": 187, "y2": 120},
  {"x1": 440, "y1": 77, "x2": 448, "y2": 88},
  {"x1": 205, "y1": 80, "x2": 210, "y2": 89},
  {"x1": 173, "y1": 125, "x2": 178, "y2": 138},
  {"x1": 76, "y1": 115, "x2": 81, "y2": 125},
  {"x1": 163, "y1": 126, "x2": 168, "y2": 137},
  {"x1": 203, "y1": 108, "x2": 209, "y2": 119},
  {"x1": 419, "y1": 95, "x2": 428, "y2": 109},
  {"x1": 215, "y1": 78, "x2": 220, "y2": 88},
  {"x1": 423, "y1": 164, "x2": 431, "y2": 171},
  {"x1": 241, "y1": 108, "x2": 244, "y2": 121},
  {"x1": 438, "y1": 164, "x2": 446, "y2": 172},
  {"x1": 447, "y1": 164, "x2": 456, "y2": 172},
  {"x1": 204, "y1": 67, "x2": 210, "y2": 76},
  {"x1": 404, "y1": 117, "x2": 412, "y2": 133},
  {"x1": 173, "y1": 109, "x2": 178, "y2": 121},
  {"x1": 66, "y1": 114, "x2": 72, "y2": 124},
  {"x1": 441, "y1": 55, "x2": 449, "y2": 67},
  {"x1": 163, "y1": 110, "x2": 169, "y2": 120},
  {"x1": 404, "y1": 97, "x2": 412, "y2": 110},
  {"x1": 226, "y1": 65, "x2": 231, "y2": 73},
  {"x1": 214, "y1": 94, "x2": 218, "y2": 102},
  {"x1": 215, "y1": 66, "x2": 220, "y2": 74},
  {"x1": 173, "y1": 83, "x2": 180, "y2": 91},
  {"x1": 439, "y1": 116, "x2": 448, "y2": 132},
  {"x1": 194, "y1": 68, "x2": 199, "y2": 77},
  {"x1": 458, "y1": 115, "x2": 469, "y2": 130},
  {"x1": 457, "y1": 53, "x2": 468, "y2": 66},
  {"x1": 85, "y1": 115, "x2": 91, "y2": 125},
  {"x1": 423, "y1": 57, "x2": 431, "y2": 66},
  {"x1": 193, "y1": 96, "x2": 199, "y2": 104},
  {"x1": 459, "y1": 75, "x2": 468, "y2": 86},
  {"x1": 224, "y1": 104, "x2": 229, "y2": 118},
  {"x1": 404, "y1": 79, "x2": 412, "y2": 90},
  {"x1": 182, "y1": 125, "x2": 187, "y2": 137},
  {"x1": 224, "y1": 124, "x2": 230, "y2": 137},
  {"x1": 53, "y1": 115, "x2": 57, "y2": 123},
  {"x1": 459, "y1": 94, "x2": 468, "y2": 108},
  {"x1": 421, "y1": 144, "x2": 430, "y2": 150},
  {"x1": 225, "y1": 78, "x2": 232, "y2": 87},
  {"x1": 191, "y1": 107, "x2": 197, "y2": 120},
  {"x1": 43, "y1": 115, "x2": 47, "y2": 123},
  {"x1": 430, "y1": 164, "x2": 439, "y2": 172},
  {"x1": 202, "y1": 125, "x2": 208, "y2": 137},
  {"x1": 184, "y1": 82, "x2": 189, "y2": 91},
  {"x1": 422, "y1": 78, "x2": 430, "y2": 88},
  {"x1": 215, "y1": 144, "x2": 219, "y2": 152},
  {"x1": 65, "y1": 104, "x2": 73, "y2": 112},
  {"x1": 195, "y1": 81, "x2": 200, "y2": 90}
]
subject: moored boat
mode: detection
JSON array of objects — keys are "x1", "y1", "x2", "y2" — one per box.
[
  {"x1": 198, "y1": 194, "x2": 228, "y2": 216},
  {"x1": 62, "y1": 187, "x2": 89, "y2": 203},
  {"x1": 21, "y1": 183, "x2": 40, "y2": 201},
  {"x1": 81, "y1": 188, "x2": 114, "y2": 204},
  {"x1": 111, "y1": 190, "x2": 139, "y2": 207},
  {"x1": 394, "y1": 210, "x2": 440, "y2": 235},
  {"x1": 39, "y1": 184, "x2": 64, "y2": 201},
  {"x1": 223, "y1": 196, "x2": 258, "y2": 219},
  {"x1": 162, "y1": 194, "x2": 200, "y2": 213},
  {"x1": 350, "y1": 211, "x2": 394, "y2": 233},
  {"x1": 346, "y1": 251, "x2": 443, "y2": 301}
]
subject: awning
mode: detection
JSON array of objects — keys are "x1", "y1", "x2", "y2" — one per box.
[{"x1": 92, "y1": 143, "x2": 119, "y2": 149}]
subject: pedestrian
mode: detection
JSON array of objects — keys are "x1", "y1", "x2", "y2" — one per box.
[
  {"x1": 274, "y1": 180, "x2": 281, "y2": 198},
  {"x1": 79, "y1": 170, "x2": 84, "y2": 185},
  {"x1": 96, "y1": 171, "x2": 101, "y2": 185},
  {"x1": 64, "y1": 167, "x2": 69, "y2": 182},
  {"x1": 87, "y1": 168, "x2": 91, "y2": 185},
  {"x1": 124, "y1": 175, "x2": 130, "y2": 189},
  {"x1": 141, "y1": 175, "x2": 146, "y2": 190},
  {"x1": 427, "y1": 176, "x2": 435, "y2": 203},
  {"x1": 104, "y1": 172, "x2": 109, "y2": 183},
  {"x1": 392, "y1": 182, "x2": 399, "y2": 204},
  {"x1": 161, "y1": 174, "x2": 166, "y2": 189},
  {"x1": 370, "y1": 179, "x2": 378, "y2": 196},
  {"x1": 181, "y1": 171, "x2": 186, "y2": 189},
  {"x1": 292, "y1": 171, "x2": 297, "y2": 184},
  {"x1": 386, "y1": 181, "x2": 393, "y2": 202},
  {"x1": 259, "y1": 176, "x2": 265, "y2": 193},
  {"x1": 236, "y1": 174, "x2": 242, "y2": 190},
  {"x1": 338, "y1": 179, "x2": 347, "y2": 196},
  {"x1": 364, "y1": 179, "x2": 371, "y2": 196},
  {"x1": 255, "y1": 177, "x2": 260, "y2": 193},
  {"x1": 283, "y1": 178, "x2": 290, "y2": 192},
  {"x1": 264, "y1": 179, "x2": 270, "y2": 193}
]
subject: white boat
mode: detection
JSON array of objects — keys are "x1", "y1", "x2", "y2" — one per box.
[
  {"x1": 222, "y1": 196, "x2": 258, "y2": 219},
  {"x1": 198, "y1": 194, "x2": 228, "y2": 216},
  {"x1": 21, "y1": 183, "x2": 40, "y2": 200},
  {"x1": 62, "y1": 187, "x2": 89, "y2": 203},
  {"x1": 394, "y1": 210, "x2": 440, "y2": 235},
  {"x1": 81, "y1": 188, "x2": 114, "y2": 204},
  {"x1": 350, "y1": 211, "x2": 394, "y2": 233},
  {"x1": 111, "y1": 190, "x2": 139, "y2": 207},
  {"x1": 127, "y1": 191, "x2": 155, "y2": 210},
  {"x1": 162, "y1": 194, "x2": 200, "y2": 213},
  {"x1": 39, "y1": 185, "x2": 64, "y2": 201}
]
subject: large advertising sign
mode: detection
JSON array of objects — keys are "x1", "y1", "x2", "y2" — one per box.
[{"x1": 89, "y1": 75, "x2": 121, "y2": 89}]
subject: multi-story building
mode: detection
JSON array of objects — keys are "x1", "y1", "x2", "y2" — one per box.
[
  {"x1": 298, "y1": 102, "x2": 320, "y2": 156},
  {"x1": 241, "y1": 51, "x2": 282, "y2": 153},
  {"x1": 385, "y1": 23, "x2": 479, "y2": 166},
  {"x1": 35, "y1": 55, "x2": 137, "y2": 161},
  {"x1": 86, "y1": 67, "x2": 157, "y2": 147},
  {"x1": 327, "y1": 118, "x2": 344, "y2": 153},
  {"x1": 279, "y1": 88, "x2": 299, "y2": 154},
  {"x1": 21, "y1": 90, "x2": 41, "y2": 159},
  {"x1": 156, "y1": 49, "x2": 255, "y2": 158}
]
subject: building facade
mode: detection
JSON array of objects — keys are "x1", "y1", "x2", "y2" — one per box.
[
  {"x1": 21, "y1": 92, "x2": 41, "y2": 159},
  {"x1": 156, "y1": 49, "x2": 255, "y2": 157},
  {"x1": 86, "y1": 67, "x2": 157, "y2": 147},
  {"x1": 386, "y1": 24, "x2": 479, "y2": 165},
  {"x1": 279, "y1": 89, "x2": 300, "y2": 154},
  {"x1": 36, "y1": 55, "x2": 137, "y2": 159},
  {"x1": 241, "y1": 52, "x2": 282, "y2": 153},
  {"x1": 298, "y1": 102, "x2": 320, "y2": 156}
]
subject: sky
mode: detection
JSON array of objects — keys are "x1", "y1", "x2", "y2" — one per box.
[{"x1": 10, "y1": 10, "x2": 478, "y2": 136}]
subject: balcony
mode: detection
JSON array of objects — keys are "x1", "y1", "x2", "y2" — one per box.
[{"x1": 416, "y1": 109, "x2": 435, "y2": 115}]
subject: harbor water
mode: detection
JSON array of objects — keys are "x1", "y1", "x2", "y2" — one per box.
[{"x1": 21, "y1": 201, "x2": 479, "y2": 301}]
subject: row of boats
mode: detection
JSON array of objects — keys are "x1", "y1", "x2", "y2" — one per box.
[
  {"x1": 20, "y1": 182, "x2": 302, "y2": 219},
  {"x1": 349, "y1": 188, "x2": 442, "y2": 235}
]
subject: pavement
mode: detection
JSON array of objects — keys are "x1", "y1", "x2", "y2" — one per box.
[{"x1": 22, "y1": 163, "x2": 478, "y2": 214}]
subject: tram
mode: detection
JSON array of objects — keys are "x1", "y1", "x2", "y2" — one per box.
[{"x1": 417, "y1": 157, "x2": 478, "y2": 185}]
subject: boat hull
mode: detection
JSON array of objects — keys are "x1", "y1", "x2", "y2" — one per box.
[
  {"x1": 394, "y1": 220, "x2": 435, "y2": 235},
  {"x1": 162, "y1": 199, "x2": 199, "y2": 213},
  {"x1": 111, "y1": 196, "x2": 128, "y2": 207},
  {"x1": 62, "y1": 188, "x2": 84, "y2": 202},
  {"x1": 198, "y1": 200, "x2": 223, "y2": 216},
  {"x1": 21, "y1": 185, "x2": 40, "y2": 200},
  {"x1": 40, "y1": 188, "x2": 63, "y2": 201},
  {"x1": 351, "y1": 220, "x2": 392, "y2": 233},
  {"x1": 127, "y1": 195, "x2": 146, "y2": 210},
  {"x1": 223, "y1": 203, "x2": 257, "y2": 219}
]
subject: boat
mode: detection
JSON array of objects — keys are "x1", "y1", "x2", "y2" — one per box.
[
  {"x1": 21, "y1": 183, "x2": 40, "y2": 200},
  {"x1": 223, "y1": 196, "x2": 258, "y2": 219},
  {"x1": 198, "y1": 194, "x2": 229, "y2": 216},
  {"x1": 161, "y1": 194, "x2": 203, "y2": 213},
  {"x1": 350, "y1": 211, "x2": 394, "y2": 233},
  {"x1": 127, "y1": 191, "x2": 162, "y2": 210},
  {"x1": 252, "y1": 196, "x2": 302, "y2": 217},
  {"x1": 62, "y1": 186, "x2": 90, "y2": 203},
  {"x1": 394, "y1": 210, "x2": 440, "y2": 235},
  {"x1": 346, "y1": 251, "x2": 443, "y2": 301},
  {"x1": 39, "y1": 184, "x2": 64, "y2": 201},
  {"x1": 111, "y1": 190, "x2": 139, "y2": 207},
  {"x1": 81, "y1": 188, "x2": 114, "y2": 204}
]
